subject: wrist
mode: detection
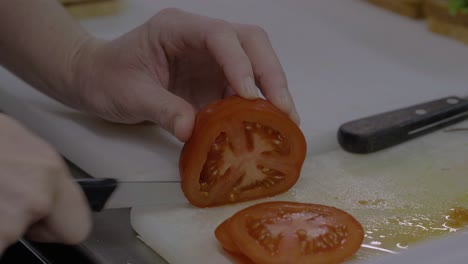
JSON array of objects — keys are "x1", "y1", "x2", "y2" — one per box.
[{"x1": 64, "y1": 35, "x2": 105, "y2": 109}]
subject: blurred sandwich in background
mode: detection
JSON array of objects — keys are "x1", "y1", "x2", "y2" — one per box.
[
  {"x1": 59, "y1": 0, "x2": 122, "y2": 18},
  {"x1": 366, "y1": 0, "x2": 426, "y2": 19},
  {"x1": 426, "y1": 0, "x2": 468, "y2": 44}
]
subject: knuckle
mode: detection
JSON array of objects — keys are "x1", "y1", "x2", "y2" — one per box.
[
  {"x1": 63, "y1": 212, "x2": 92, "y2": 245},
  {"x1": 24, "y1": 164, "x2": 65, "y2": 218},
  {"x1": 156, "y1": 7, "x2": 183, "y2": 17},
  {"x1": 243, "y1": 24, "x2": 269, "y2": 38},
  {"x1": 42, "y1": 160, "x2": 68, "y2": 181},
  {"x1": 20, "y1": 183, "x2": 54, "y2": 219},
  {"x1": 209, "y1": 19, "x2": 236, "y2": 36},
  {"x1": 26, "y1": 193, "x2": 53, "y2": 219},
  {"x1": 154, "y1": 105, "x2": 174, "y2": 131},
  {"x1": 151, "y1": 8, "x2": 184, "y2": 29}
]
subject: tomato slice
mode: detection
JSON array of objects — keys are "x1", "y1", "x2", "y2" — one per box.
[
  {"x1": 215, "y1": 218, "x2": 239, "y2": 253},
  {"x1": 180, "y1": 96, "x2": 307, "y2": 207},
  {"x1": 216, "y1": 218, "x2": 255, "y2": 264},
  {"x1": 222, "y1": 201, "x2": 364, "y2": 264}
]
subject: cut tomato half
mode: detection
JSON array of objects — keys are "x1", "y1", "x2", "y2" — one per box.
[
  {"x1": 180, "y1": 96, "x2": 307, "y2": 207},
  {"x1": 216, "y1": 201, "x2": 364, "y2": 264}
]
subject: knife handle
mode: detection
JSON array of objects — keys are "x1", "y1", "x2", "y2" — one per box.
[
  {"x1": 76, "y1": 178, "x2": 118, "y2": 212},
  {"x1": 338, "y1": 96, "x2": 468, "y2": 154}
]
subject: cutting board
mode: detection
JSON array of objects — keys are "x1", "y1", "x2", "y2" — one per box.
[{"x1": 131, "y1": 120, "x2": 468, "y2": 264}]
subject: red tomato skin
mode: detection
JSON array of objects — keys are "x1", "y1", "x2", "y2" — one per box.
[
  {"x1": 226, "y1": 201, "x2": 365, "y2": 264},
  {"x1": 179, "y1": 96, "x2": 307, "y2": 207}
]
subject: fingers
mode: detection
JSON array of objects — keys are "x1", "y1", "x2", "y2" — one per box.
[
  {"x1": 154, "y1": 8, "x2": 259, "y2": 99},
  {"x1": 203, "y1": 24, "x2": 259, "y2": 99},
  {"x1": 0, "y1": 116, "x2": 91, "y2": 252},
  {"x1": 27, "y1": 168, "x2": 92, "y2": 245},
  {"x1": 0, "y1": 165, "x2": 91, "y2": 253},
  {"x1": 235, "y1": 24, "x2": 300, "y2": 125},
  {"x1": 154, "y1": 9, "x2": 299, "y2": 124},
  {"x1": 138, "y1": 86, "x2": 196, "y2": 142}
]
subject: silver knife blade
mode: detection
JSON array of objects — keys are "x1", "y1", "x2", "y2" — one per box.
[
  {"x1": 104, "y1": 181, "x2": 187, "y2": 209},
  {"x1": 76, "y1": 178, "x2": 187, "y2": 211}
]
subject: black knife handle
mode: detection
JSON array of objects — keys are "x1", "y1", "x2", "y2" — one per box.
[
  {"x1": 338, "y1": 96, "x2": 468, "y2": 154},
  {"x1": 76, "y1": 178, "x2": 118, "y2": 212}
]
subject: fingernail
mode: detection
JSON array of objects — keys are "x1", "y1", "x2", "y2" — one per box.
[
  {"x1": 173, "y1": 113, "x2": 194, "y2": 142},
  {"x1": 243, "y1": 76, "x2": 260, "y2": 99},
  {"x1": 290, "y1": 107, "x2": 301, "y2": 126},
  {"x1": 279, "y1": 90, "x2": 300, "y2": 125}
]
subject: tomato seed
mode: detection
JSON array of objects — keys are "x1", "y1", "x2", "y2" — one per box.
[
  {"x1": 296, "y1": 229, "x2": 307, "y2": 239},
  {"x1": 230, "y1": 193, "x2": 236, "y2": 201},
  {"x1": 266, "y1": 243, "x2": 275, "y2": 253},
  {"x1": 251, "y1": 222, "x2": 261, "y2": 229},
  {"x1": 272, "y1": 175, "x2": 284, "y2": 180}
]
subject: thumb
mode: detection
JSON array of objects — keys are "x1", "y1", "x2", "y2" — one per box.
[
  {"x1": 141, "y1": 88, "x2": 196, "y2": 142},
  {"x1": 25, "y1": 171, "x2": 92, "y2": 245}
]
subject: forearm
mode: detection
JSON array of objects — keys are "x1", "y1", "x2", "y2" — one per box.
[{"x1": 0, "y1": 0, "x2": 90, "y2": 102}]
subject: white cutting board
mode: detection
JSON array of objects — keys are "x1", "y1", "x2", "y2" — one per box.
[
  {"x1": 0, "y1": 0, "x2": 467, "y2": 184},
  {"x1": 131, "y1": 121, "x2": 468, "y2": 264}
]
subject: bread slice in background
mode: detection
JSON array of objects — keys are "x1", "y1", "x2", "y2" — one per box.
[
  {"x1": 425, "y1": 0, "x2": 468, "y2": 44},
  {"x1": 366, "y1": 0, "x2": 426, "y2": 19},
  {"x1": 58, "y1": 0, "x2": 123, "y2": 18}
]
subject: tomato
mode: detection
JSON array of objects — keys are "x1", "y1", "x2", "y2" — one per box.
[
  {"x1": 215, "y1": 218, "x2": 239, "y2": 253},
  {"x1": 216, "y1": 218, "x2": 255, "y2": 264},
  {"x1": 180, "y1": 96, "x2": 307, "y2": 207},
  {"x1": 215, "y1": 201, "x2": 364, "y2": 264}
]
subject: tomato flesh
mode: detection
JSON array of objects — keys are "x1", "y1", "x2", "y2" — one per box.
[
  {"x1": 180, "y1": 96, "x2": 307, "y2": 207},
  {"x1": 215, "y1": 201, "x2": 364, "y2": 264}
]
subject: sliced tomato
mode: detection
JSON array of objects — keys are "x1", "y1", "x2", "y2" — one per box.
[
  {"x1": 216, "y1": 218, "x2": 255, "y2": 264},
  {"x1": 221, "y1": 201, "x2": 364, "y2": 264},
  {"x1": 215, "y1": 218, "x2": 239, "y2": 253},
  {"x1": 180, "y1": 96, "x2": 307, "y2": 207}
]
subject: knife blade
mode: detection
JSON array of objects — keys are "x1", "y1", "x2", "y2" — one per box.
[
  {"x1": 337, "y1": 96, "x2": 468, "y2": 154},
  {"x1": 76, "y1": 178, "x2": 186, "y2": 212}
]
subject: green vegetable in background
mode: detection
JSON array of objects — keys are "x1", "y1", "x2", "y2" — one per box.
[{"x1": 449, "y1": 0, "x2": 468, "y2": 15}]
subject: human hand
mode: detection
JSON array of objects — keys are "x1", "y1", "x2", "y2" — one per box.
[
  {"x1": 69, "y1": 8, "x2": 300, "y2": 142},
  {"x1": 0, "y1": 115, "x2": 91, "y2": 254}
]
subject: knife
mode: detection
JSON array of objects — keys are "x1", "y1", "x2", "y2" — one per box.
[
  {"x1": 337, "y1": 96, "x2": 468, "y2": 154},
  {"x1": 76, "y1": 178, "x2": 186, "y2": 212},
  {"x1": 66, "y1": 157, "x2": 186, "y2": 212}
]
